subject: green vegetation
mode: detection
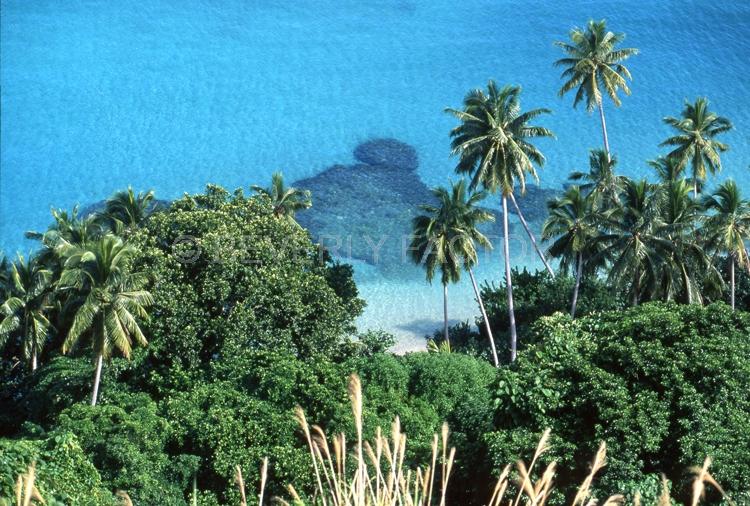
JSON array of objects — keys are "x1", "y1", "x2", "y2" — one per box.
[
  {"x1": 251, "y1": 171, "x2": 312, "y2": 222},
  {"x1": 702, "y1": 181, "x2": 750, "y2": 309},
  {"x1": 541, "y1": 186, "x2": 601, "y2": 317},
  {"x1": 0, "y1": 255, "x2": 54, "y2": 372},
  {"x1": 60, "y1": 236, "x2": 153, "y2": 406},
  {"x1": 1, "y1": 182, "x2": 747, "y2": 504},
  {"x1": 1, "y1": 17, "x2": 749, "y2": 506},
  {"x1": 489, "y1": 303, "x2": 750, "y2": 500}
]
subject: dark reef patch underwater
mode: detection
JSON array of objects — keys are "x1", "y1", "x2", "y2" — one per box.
[
  {"x1": 295, "y1": 138, "x2": 558, "y2": 276},
  {"x1": 73, "y1": 138, "x2": 558, "y2": 277}
]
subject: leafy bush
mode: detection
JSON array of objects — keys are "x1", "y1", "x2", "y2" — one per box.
[
  {"x1": 429, "y1": 321, "x2": 491, "y2": 359},
  {"x1": 53, "y1": 392, "x2": 197, "y2": 505},
  {"x1": 486, "y1": 302, "x2": 750, "y2": 502},
  {"x1": 0, "y1": 432, "x2": 115, "y2": 505},
  {"x1": 481, "y1": 269, "x2": 623, "y2": 339},
  {"x1": 2, "y1": 186, "x2": 747, "y2": 505},
  {"x1": 163, "y1": 381, "x2": 311, "y2": 504}
]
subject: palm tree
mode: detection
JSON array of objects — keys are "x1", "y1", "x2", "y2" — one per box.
[
  {"x1": 648, "y1": 155, "x2": 686, "y2": 184},
  {"x1": 555, "y1": 19, "x2": 638, "y2": 157},
  {"x1": 415, "y1": 180, "x2": 500, "y2": 365},
  {"x1": 101, "y1": 187, "x2": 156, "y2": 231},
  {"x1": 60, "y1": 235, "x2": 153, "y2": 405},
  {"x1": 251, "y1": 172, "x2": 312, "y2": 221},
  {"x1": 660, "y1": 97, "x2": 733, "y2": 198},
  {"x1": 702, "y1": 180, "x2": 750, "y2": 310},
  {"x1": 655, "y1": 179, "x2": 716, "y2": 304},
  {"x1": 595, "y1": 179, "x2": 673, "y2": 305},
  {"x1": 26, "y1": 207, "x2": 105, "y2": 271},
  {"x1": 542, "y1": 186, "x2": 601, "y2": 317},
  {"x1": 570, "y1": 148, "x2": 626, "y2": 206},
  {"x1": 446, "y1": 81, "x2": 554, "y2": 362},
  {"x1": 409, "y1": 190, "x2": 463, "y2": 347},
  {"x1": 0, "y1": 255, "x2": 54, "y2": 371}
]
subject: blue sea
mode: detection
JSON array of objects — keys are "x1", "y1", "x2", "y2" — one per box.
[{"x1": 2, "y1": 0, "x2": 749, "y2": 347}]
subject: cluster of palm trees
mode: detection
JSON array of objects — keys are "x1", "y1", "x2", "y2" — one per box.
[
  {"x1": 0, "y1": 188, "x2": 155, "y2": 405},
  {"x1": 1, "y1": 20, "x2": 747, "y2": 376},
  {"x1": 543, "y1": 151, "x2": 750, "y2": 317},
  {"x1": 411, "y1": 19, "x2": 748, "y2": 364}
]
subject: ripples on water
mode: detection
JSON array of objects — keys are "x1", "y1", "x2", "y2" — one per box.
[{"x1": 2, "y1": 0, "x2": 749, "y2": 345}]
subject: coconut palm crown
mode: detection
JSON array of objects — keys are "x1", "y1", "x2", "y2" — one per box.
[
  {"x1": 594, "y1": 179, "x2": 673, "y2": 305},
  {"x1": 660, "y1": 97, "x2": 733, "y2": 197},
  {"x1": 446, "y1": 82, "x2": 554, "y2": 196},
  {"x1": 701, "y1": 180, "x2": 750, "y2": 309},
  {"x1": 0, "y1": 255, "x2": 54, "y2": 371},
  {"x1": 655, "y1": 179, "x2": 717, "y2": 304},
  {"x1": 555, "y1": 19, "x2": 638, "y2": 154},
  {"x1": 252, "y1": 172, "x2": 312, "y2": 220},
  {"x1": 101, "y1": 186, "x2": 156, "y2": 230},
  {"x1": 648, "y1": 155, "x2": 686, "y2": 184},
  {"x1": 570, "y1": 148, "x2": 627, "y2": 206},
  {"x1": 542, "y1": 186, "x2": 602, "y2": 317}
]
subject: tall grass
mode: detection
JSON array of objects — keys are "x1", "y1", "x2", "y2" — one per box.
[
  {"x1": 236, "y1": 374, "x2": 736, "y2": 506},
  {"x1": 11, "y1": 373, "x2": 736, "y2": 505}
]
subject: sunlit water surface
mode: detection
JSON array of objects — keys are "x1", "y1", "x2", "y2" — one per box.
[{"x1": 2, "y1": 0, "x2": 749, "y2": 349}]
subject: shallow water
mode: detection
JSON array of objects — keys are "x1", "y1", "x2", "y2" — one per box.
[{"x1": 2, "y1": 0, "x2": 749, "y2": 347}]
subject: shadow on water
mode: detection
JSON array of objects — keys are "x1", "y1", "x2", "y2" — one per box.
[
  {"x1": 295, "y1": 137, "x2": 559, "y2": 277},
  {"x1": 73, "y1": 138, "x2": 558, "y2": 282}
]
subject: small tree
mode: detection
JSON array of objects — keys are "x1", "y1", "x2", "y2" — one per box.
[{"x1": 0, "y1": 255, "x2": 54, "y2": 371}]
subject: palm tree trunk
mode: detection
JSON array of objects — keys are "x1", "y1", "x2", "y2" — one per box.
[
  {"x1": 192, "y1": 474, "x2": 198, "y2": 506},
  {"x1": 571, "y1": 253, "x2": 583, "y2": 318},
  {"x1": 508, "y1": 193, "x2": 555, "y2": 278},
  {"x1": 25, "y1": 318, "x2": 36, "y2": 372},
  {"x1": 681, "y1": 263, "x2": 693, "y2": 304},
  {"x1": 502, "y1": 195, "x2": 518, "y2": 362},
  {"x1": 91, "y1": 353, "x2": 103, "y2": 406},
  {"x1": 731, "y1": 256, "x2": 736, "y2": 310},
  {"x1": 632, "y1": 266, "x2": 640, "y2": 306},
  {"x1": 469, "y1": 268, "x2": 499, "y2": 367},
  {"x1": 443, "y1": 283, "x2": 449, "y2": 345},
  {"x1": 597, "y1": 98, "x2": 611, "y2": 158}
]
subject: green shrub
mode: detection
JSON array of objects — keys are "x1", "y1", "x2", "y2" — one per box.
[
  {"x1": 481, "y1": 269, "x2": 623, "y2": 356},
  {"x1": 163, "y1": 381, "x2": 311, "y2": 504},
  {"x1": 129, "y1": 185, "x2": 364, "y2": 391},
  {"x1": 0, "y1": 432, "x2": 115, "y2": 505},
  {"x1": 486, "y1": 302, "x2": 750, "y2": 501},
  {"x1": 53, "y1": 392, "x2": 197, "y2": 505}
]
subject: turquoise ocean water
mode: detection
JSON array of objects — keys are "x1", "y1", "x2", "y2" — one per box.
[{"x1": 2, "y1": 1, "x2": 749, "y2": 347}]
